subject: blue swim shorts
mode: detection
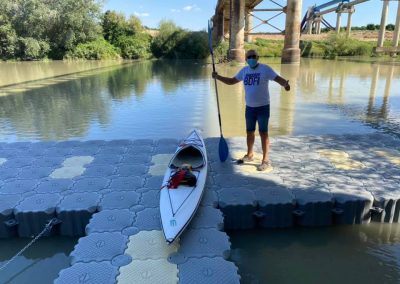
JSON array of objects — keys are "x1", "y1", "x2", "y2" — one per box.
[{"x1": 245, "y1": 104, "x2": 270, "y2": 133}]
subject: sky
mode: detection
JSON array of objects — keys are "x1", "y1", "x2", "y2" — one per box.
[{"x1": 103, "y1": 0, "x2": 399, "y2": 32}]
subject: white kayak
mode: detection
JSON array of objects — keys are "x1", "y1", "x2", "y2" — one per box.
[{"x1": 160, "y1": 129, "x2": 208, "y2": 244}]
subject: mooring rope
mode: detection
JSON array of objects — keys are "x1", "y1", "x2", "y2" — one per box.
[{"x1": 0, "y1": 218, "x2": 60, "y2": 272}]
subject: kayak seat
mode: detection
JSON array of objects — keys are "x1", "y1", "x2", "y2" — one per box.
[{"x1": 170, "y1": 146, "x2": 204, "y2": 169}]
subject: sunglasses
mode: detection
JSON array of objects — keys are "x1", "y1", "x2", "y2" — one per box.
[{"x1": 247, "y1": 55, "x2": 257, "y2": 59}]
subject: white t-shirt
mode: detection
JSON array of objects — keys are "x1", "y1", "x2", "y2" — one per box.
[{"x1": 235, "y1": 63, "x2": 278, "y2": 107}]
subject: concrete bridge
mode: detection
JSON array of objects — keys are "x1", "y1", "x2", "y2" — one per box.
[
  {"x1": 212, "y1": 0, "x2": 400, "y2": 63},
  {"x1": 212, "y1": 0, "x2": 302, "y2": 64}
]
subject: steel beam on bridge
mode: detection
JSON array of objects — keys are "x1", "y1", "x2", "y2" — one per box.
[
  {"x1": 315, "y1": 0, "x2": 369, "y2": 16},
  {"x1": 253, "y1": 8, "x2": 284, "y2": 12},
  {"x1": 216, "y1": 0, "x2": 262, "y2": 13}
]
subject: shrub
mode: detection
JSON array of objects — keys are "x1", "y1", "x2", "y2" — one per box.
[
  {"x1": 213, "y1": 40, "x2": 229, "y2": 62},
  {"x1": 64, "y1": 38, "x2": 120, "y2": 60},
  {"x1": 116, "y1": 33, "x2": 151, "y2": 59},
  {"x1": 324, "y1": 34, "x2": 373, "y2": 58},
  {"x1": 300, "y1": 40, "x2": 327, "y2": 57},
  {"x1": 18, "y1": 37, "x2": 50, "y2": 60},
  {"x1": 245, "y1": 38, "x2": 284, "y2": 57}
]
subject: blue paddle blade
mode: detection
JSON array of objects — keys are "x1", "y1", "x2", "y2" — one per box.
[
  {"x1": 207, "y1": 20, "x2": 213, "y2": 53},
  {"x1": 218, "y1": 136, "x2": 229, "y2": 162}
]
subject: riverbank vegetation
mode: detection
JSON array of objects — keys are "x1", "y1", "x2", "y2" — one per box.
[
  {"x1": 243, "y1": 34, "x2": 393, "y2": 59},
  {"x1": 0, "y1": 0, "x2": 209, "y2": 61},
  {"x1": 0, "y1": 0, "x2": 395, "y2": 62}
]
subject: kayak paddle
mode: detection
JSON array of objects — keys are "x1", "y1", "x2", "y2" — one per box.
[{"x1": 208, "y1": 20, "x2": 229, "y2": 162}]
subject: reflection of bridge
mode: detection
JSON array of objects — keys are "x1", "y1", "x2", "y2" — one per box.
[{"x1": 212, "y1": 0, "x2": 400, "y2": 63}]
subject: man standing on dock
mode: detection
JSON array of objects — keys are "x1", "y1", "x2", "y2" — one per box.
[{"x1": 212, "y1": 49, "x2": 290, "y2": 171}]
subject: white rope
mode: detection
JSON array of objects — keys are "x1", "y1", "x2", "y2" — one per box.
[{"x1": 0, "y1": 218, "x2": 60, "y2": 272}]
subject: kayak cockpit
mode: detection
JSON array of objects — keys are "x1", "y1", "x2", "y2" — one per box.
[{"x1": 170, "y1": 145, "x2": 204, "y2": 169}]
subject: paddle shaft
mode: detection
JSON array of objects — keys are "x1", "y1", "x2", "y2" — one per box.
[{"x1": 210, "y1": 49, "x2": 224, "y2": 137}]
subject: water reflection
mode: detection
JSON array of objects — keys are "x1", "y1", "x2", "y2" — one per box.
[
  {"x1": 152, "y1": 60, "x2": 208, "y2": 94},
  {"x1": 219, "y1": 59, "x2": 399, "y2": 137},
  {"x1": 0, "y1": 237, "x2": 76, "y2": 284},
  {"x1": 0, "y1": 61, "x2": 124, "y2": 88},
  {"x1": 0, "y1": 59, "x2": 398, "y2": 142},
  {"x1": 230, "y1": 224, "x2": 400, "y2": 284},
  {"x1": 366, "y1": 65, "x2": 395, "y2": 122},
  {"x1": 0, "y1": 73, "x2": 112, "y2": 140},
  {"x1": 107, "y1": 62, "x2": 153, "y2": 99}
]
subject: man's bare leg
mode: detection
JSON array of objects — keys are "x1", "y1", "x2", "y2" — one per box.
[
  {"x1": 246, "y1": 131, "x2": 255, "y2": 158},
  {"x1": 259, "y1": 131, "x2": 269, "y2": 162}
]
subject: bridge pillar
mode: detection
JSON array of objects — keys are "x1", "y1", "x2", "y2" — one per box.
[
  {"x1": 393, "y1": 1, "x2": 400, "y2": 48},
  {"x1": 336, "y1": 12, "x2": 342, "y2": 34},
  {"x1": 378, "y1": 0, "x2": 389, "y2": 47},
  {"x1": 306, "y1": 8, "x2": 313, "y2": 35},
  {"x1": 346, "y1": 11, "x2": 353, "y2": 37},
  {"x1": 224, "y1": 14, "x2": 230, "y2": 39},
  {"x1": 215, "y1": 10, "x2": 225, "y2": 42},
  {"x1": 282, "y1": 0, "x2": 302, "y2": 64},
  {"x1": 229, "y1": 0, "x2": 245, "y2": 62},
  {"x1": 245, "y1": 7, "x2": 253, "y2": 43},
  {"x1": 306, "y1": 19, "x2": 313, "y2": 34},
  {"x1": 316, "y1": 19, "x2": 322, "y2": 34}
]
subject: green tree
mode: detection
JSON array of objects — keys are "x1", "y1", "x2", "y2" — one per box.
[
  {"x1": 175, "y1": 31, "x2": 208, "y2": 59},
  {"x1": 127, "y1": 15, "x2": 143, "y2": 34},
  {"x1": 0, "y1": 19, "x2": 18, "y2": 59},
  {"x1": 386, "y1": 24, "x2": 395, "y2": 31},
  {"x1": 102, "y1": 11, "x2": 144, "y2": 45},
  {"x1": 5, "y1": 0, "x2": 53, "y2": 39},
  {"x1": 151, "y1": 20, "x2": 209, "y2": 59},
  {"x1": 366, "y1": 24, "x2": 376, "y2": 30},
  {"x1": 47, "y1": 0, "x2": 102, "y2": 58},
  {"x1": 0, "y1": 0, "x2": 103, "y2": 59},
  {"x1": 151, "y1": 20, "x2": 185, "y2": 58},
  {"x1": 102, "y1": 10, "x2": 129, "y2": 45}
]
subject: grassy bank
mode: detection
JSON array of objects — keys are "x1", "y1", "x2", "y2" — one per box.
[{"x1": 243, "y1": 34, "x2": 395, "y2": 59}]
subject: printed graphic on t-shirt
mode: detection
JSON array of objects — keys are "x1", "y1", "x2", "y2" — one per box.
[{"x1": 244, "y1": 73, "x2": 260, "y2": 86}]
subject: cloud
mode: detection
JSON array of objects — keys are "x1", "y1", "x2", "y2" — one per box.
[
  {"x1": 170, "y1": 8, "x2": 181, "y2": 13},
  {"x1": 134, "y1": 12, "x2": 149, "y2": 17},
  {"x1": 183, "y1": 4, "x2": 201, "y2": 12}
]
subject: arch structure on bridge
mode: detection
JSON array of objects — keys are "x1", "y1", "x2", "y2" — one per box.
[
  {"x1": 298, "y1": 0, "x2": 400, "y2": 55},
  {"x1": 212, "y1": 0, "x2": 303, "y2": 64},
  {"x1": 301, "y1": 0, "x2": 370, "y2": 37}
]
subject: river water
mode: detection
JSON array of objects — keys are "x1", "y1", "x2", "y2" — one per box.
[{"x1": 0, "y1": 59, "x2": 399, "y2": 283}]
